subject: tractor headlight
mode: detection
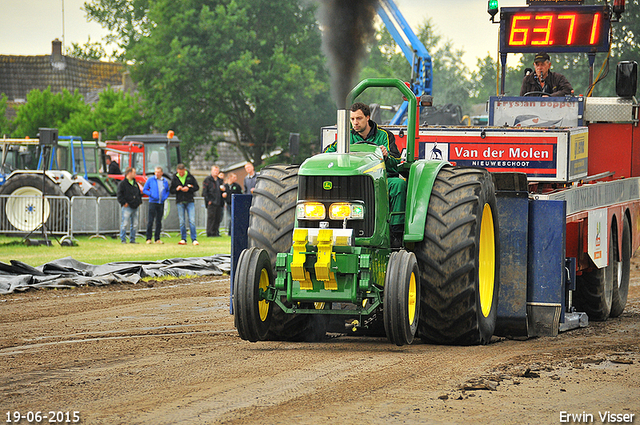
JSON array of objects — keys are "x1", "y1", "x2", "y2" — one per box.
[
  {"x1": 297, "y1": 202, "x2": 326, "y2": 220},
  {"x1": 328, "y1": 202, "x2": 364, "y2": 220}
]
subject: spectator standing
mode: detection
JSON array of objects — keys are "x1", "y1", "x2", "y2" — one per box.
[
  {"x1": 143, "y1": 166, "x2": 170, "y2": 244},
  {"x1": 106, "y1": 155, "x2": 121, "y2": 174},
  {"x1": 170, "y1": 163, "x2": 200, "y2": 245},
  {"x1": 202, "y1": 165, "x2": 225, "y2": 237},
  {"x1": 224, "y1": 172, "x2": 243, "y2": 232},
  {"x1": 117, "y1": 167, "x2": 142, "y2": 244},
  {"x1": 243, "y1": 162, "x2": 258, "y2": 194},
  {"x1": 218, "y1": 171, "x2": 228, "y2": 234}
]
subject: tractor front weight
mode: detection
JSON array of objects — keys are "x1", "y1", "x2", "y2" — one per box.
[{"x1": 271, "y1": 227, "x2": 389, "y2": 317}]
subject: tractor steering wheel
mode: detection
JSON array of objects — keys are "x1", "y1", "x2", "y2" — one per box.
[
  {"x1": 353, "y1": 140, "x2": 378, "y2": 146},
  {"x1": 523, "y1": 91, "x2": 549, "y2": 97}
]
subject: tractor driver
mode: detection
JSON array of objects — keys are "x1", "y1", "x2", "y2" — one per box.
[
  {"x1": 324, "y1": 102, "x2": 406, "y2": 247},
  {"x1": 520, "y1": 52, "x2": 573, "y2": 97}
]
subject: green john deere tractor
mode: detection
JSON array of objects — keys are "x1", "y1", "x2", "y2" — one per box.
[{"x1": 234, "y1": 79, "x2": 500, "y2": 346}]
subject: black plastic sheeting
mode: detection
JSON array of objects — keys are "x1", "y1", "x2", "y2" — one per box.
[{"x1": 0, "y1": 255, "x2": 230, "y2": 295}]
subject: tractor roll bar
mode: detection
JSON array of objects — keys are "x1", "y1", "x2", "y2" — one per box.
[{"x1": 347, "y1": 78, "x2": 418, "y2": 162}]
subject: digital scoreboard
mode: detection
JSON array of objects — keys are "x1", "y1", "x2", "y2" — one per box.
[{"x1": 500, "y1": 5, "x2": 610, "y2": 54}]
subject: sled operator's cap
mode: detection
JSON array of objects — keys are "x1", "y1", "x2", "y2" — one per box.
[{"x1": 534, "y1": 52, "x2": 550, "y2": 63}]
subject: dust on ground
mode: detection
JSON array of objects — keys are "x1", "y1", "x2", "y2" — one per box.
[{"x1": 1, "y1": 261, "x2": 639, "y2": 424}]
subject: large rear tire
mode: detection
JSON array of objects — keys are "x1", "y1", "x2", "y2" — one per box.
[
  {"x1": 384, "y1": 250, "x2": 420, "y2": 346},
  {"x1": 415, "y1": 166, "x2": 500, "y2": 345},
  {"x1": 65, "y1": 184, "x2": 84, "y2": 198},
  {"x1": 574, "y1": 225, "x2": 614, "y2": 321},
  {"x1": 246, "y1": 165, "x2": 322, "y2": 341},
  {"x1": 248, "y1": 165, "x2": 299, "y2": 262},
  {"x1": 234, "y1": 247, "x2": 273, "y2": 342},
  {"x1": 0, "y1": 173, "x2": 65, "y2": 232},
  {"x1": 611, "y1": 217, "x2": 631, "y2": 317},
  {"x1": 86, "y1": 184, "x2": 110, "y2": 197}
]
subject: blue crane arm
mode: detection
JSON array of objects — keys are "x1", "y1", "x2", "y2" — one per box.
[{"x1": 377, "y1": 0, "x2": 433, "y2": 124}]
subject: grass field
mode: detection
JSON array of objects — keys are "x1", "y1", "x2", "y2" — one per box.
[{"x1": 0, "y1": 232, "x2": 231, "y2": 267}]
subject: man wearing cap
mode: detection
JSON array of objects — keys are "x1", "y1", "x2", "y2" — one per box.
[{"x1": 520, "y1": 52, "x2": 573, "y2": 97}]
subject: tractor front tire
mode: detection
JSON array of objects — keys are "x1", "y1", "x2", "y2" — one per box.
[
  {"x1": 611, "y1": 217, "x2": 631, "y2": 317},
  {"x1": 246, "y1": 165, "x2": 322, "y2": 341},
  {"x1": 415, "y1": 166, "x2": 500, "y2": 345},
  {"x1": 234, "y1": 248, "x2": 273, "y2": 342},
  {"x1": 384, "y1": 250, "x2": 420, "y2": 346}
]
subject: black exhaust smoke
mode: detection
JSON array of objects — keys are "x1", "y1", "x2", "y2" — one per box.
[{"x1": 317, "y1": 0, "x2": 379, "y2": 108}]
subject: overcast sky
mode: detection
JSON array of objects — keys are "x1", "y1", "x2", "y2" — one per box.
[{"x1": 0, "y1": 0, "x2": 524, "y2": 70}]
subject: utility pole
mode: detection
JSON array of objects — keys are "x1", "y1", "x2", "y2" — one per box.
[{"x1": 61, "y1": 0, "x2": 65, "y2": 51}]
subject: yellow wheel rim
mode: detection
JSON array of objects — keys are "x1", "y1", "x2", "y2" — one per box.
[
  {"x1": 258, "y1": 268, "x2": 270, "y2": 322},
  {"x1": 408, "y1": 271, "x2": 417, "y2": 325},
  {"x1": 478, "y1": 204, "x2": 496, "y2": 318},
  {"x1": 314, "y1": 302, "x2": 325, "y2": 310}
]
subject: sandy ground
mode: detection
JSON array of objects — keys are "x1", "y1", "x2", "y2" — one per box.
[{"x1": 1, "y1": 259, "x2": 639, "y2": 424}]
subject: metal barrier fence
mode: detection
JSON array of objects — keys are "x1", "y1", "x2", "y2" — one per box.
[
  {"x1": 69, "y1": 196, "x2": 207, "y2": 238},
  {"x1": 0, "y1": 194, "x2": 207, "y2": 238},
  {"x1": 0, "y1": 194, "x2": 70, "y2": 236}
]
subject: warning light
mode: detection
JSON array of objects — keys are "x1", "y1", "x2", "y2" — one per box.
[
  {"x1": 167, "y1": 130, "x2": 175, "y2": 139},
  {"x1": 488, "y1": 0, "x2": 499, "y2": 21}
]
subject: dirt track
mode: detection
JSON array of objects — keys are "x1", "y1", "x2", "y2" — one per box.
[{"x1": 1, "y1": 260, "x2": 639, "y2": 424}]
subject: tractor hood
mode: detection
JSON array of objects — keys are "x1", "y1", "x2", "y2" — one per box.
[{"x1": 299, "y1": 145, "x2": 386, "y2": 178}]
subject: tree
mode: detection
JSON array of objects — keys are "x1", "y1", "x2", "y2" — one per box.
[
  {"x1": 83, "y1": 0, "x2": 151, "y2": 59},
  {"x1": 85, "y1": 0, "x2": 334, "y2": 164},
  {"x1": 67, "y1": 37, "x2": 108, "y2": 61},
  {"x1": 60, "y1": 87, "x2": 151, "y2": 140},
  {"x1": 9, "y1": 87, "x2": 149, "y2": 142},
  {"x1": 430, "y1": 39, "x2": 473, "y2": 111},
  {"x1": 470, "y1": 54, "x2": 498, "y2": 101},
  {"x1": 0, "y1": 94, "x2": 9, "y2": 137},
  {"x1": 11, "y1": 88, "x2": 89, "y2": 138},
  {"x1": 470, "y1": 54, "x2": 527, "y2": 100},
  {"x1": 359, "y1": 18, "x2": 476, "y2": 115},
  {"x1": 357, "y1": 26, "x2": 412, "y2": 111}
]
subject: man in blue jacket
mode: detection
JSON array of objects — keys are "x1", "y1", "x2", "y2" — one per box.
[{"x1": 143, "y1": 166, "x2": 170, "y2": 244}]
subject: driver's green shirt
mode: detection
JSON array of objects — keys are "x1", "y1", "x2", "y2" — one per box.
[{"x1": 324, "y1": 120, "x2": 401, "y2": 175}]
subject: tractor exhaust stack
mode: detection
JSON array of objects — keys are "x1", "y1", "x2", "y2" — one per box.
[{"x1": 336, "y1": 109, "x2": 350, "y2": 154}]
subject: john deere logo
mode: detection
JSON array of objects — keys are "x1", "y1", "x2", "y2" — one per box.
[{"x1": 323, "y1": 181, "x2": 332, "y2": 190}]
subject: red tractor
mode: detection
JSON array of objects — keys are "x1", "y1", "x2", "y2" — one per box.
[{"x1": 99, "y1": 130, "x2": 182, "y2": 184}]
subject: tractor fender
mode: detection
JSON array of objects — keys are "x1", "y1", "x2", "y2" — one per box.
[
  {"x1": 404, "y1": 160, "x2": 450, "y2": 243},
  {"x1": 44, "y1": 170, "x2": 75, "y2": 194},
  {"x1": 71, "y1": 175, "x2": 94, "y2": 195},
  {"x1": 4, "y1": 170, "x2": 59, "y2": 188}
]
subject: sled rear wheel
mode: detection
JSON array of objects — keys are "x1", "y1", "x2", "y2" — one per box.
[
  {"x1": 575, "y1": 225, "x2": 615, "y2": 321},
  {"x1": 611, "y1": 217, "x2": 631, "y2": 317}
]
